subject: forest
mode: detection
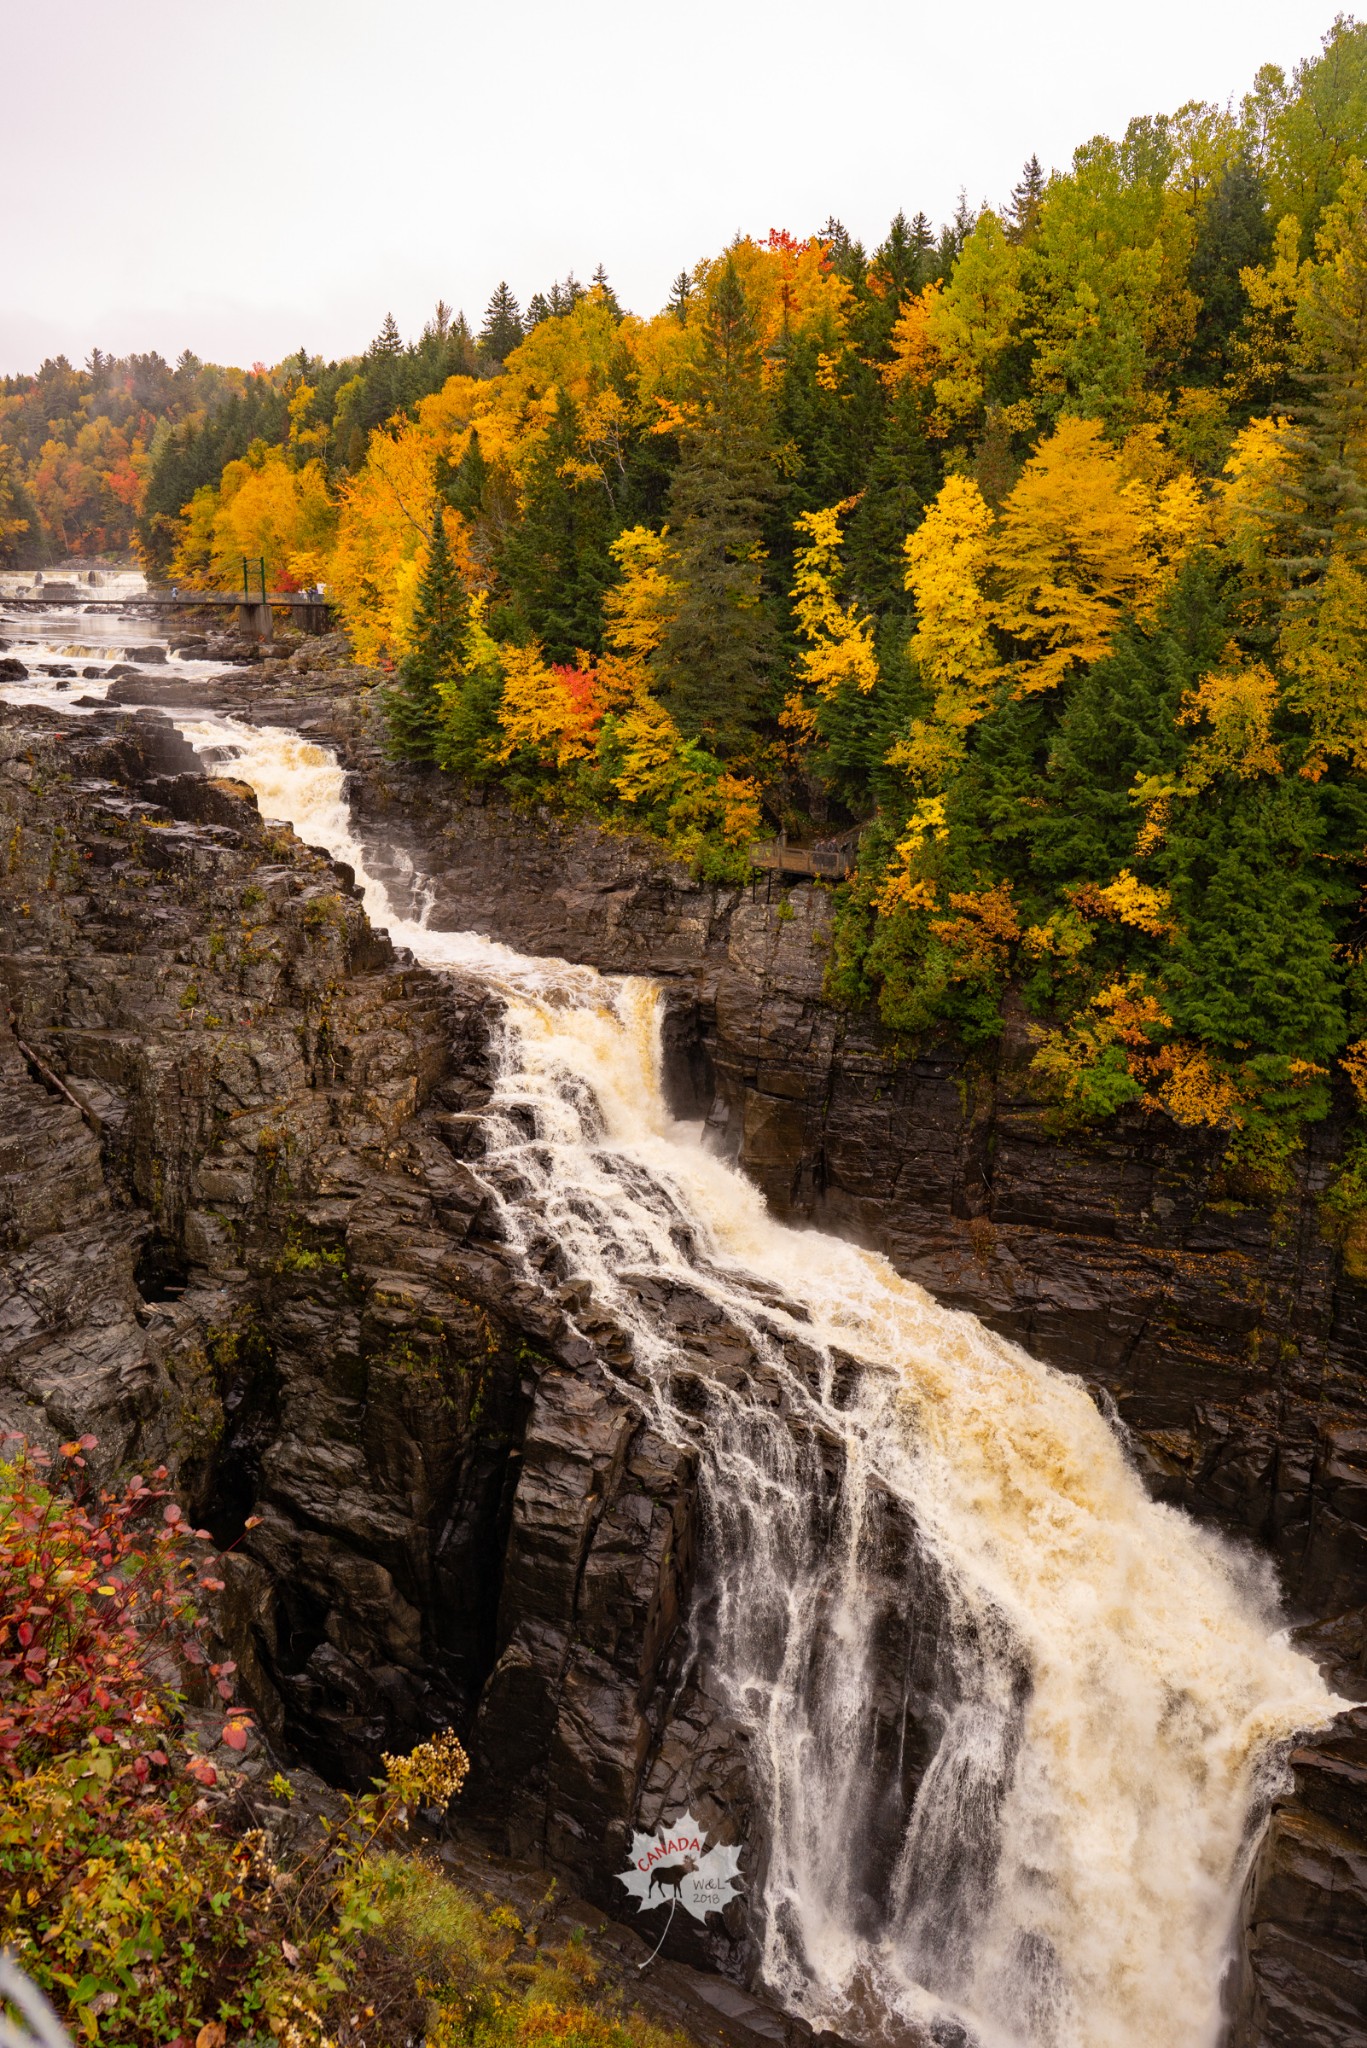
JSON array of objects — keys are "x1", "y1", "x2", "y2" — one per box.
[{"x1": 9, "y1": 16, "x2": 1367, "y2": 1182}]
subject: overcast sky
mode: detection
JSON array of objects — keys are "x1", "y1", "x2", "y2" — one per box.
[{"x1": 0, "y1": 0, "x2": 1346, "y2": 376}]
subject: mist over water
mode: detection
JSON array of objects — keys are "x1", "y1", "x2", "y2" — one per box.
[{"x1": 0, "y1": 644, "x2": 1347, "y2": 2048}]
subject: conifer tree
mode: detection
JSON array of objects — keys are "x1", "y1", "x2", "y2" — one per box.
[
  {"x1": 1164, "y1": 778, "x2": 1345, "y2": 1061},
  {"x1": 668, "y1": 271, "x2": 694, "y2": 323},
  {"x1": 1029, "y1": 560, "x2": 1227, "y2": 886},
  {"x1": 497, "y1": 388, "x2": 617, "y2": 659},
  {"x1": 1275, "y1": 167, "x2": 1367, "y2": 584},
  {"x1": 592, "y1": 263, "x2": 623, "y2": 316},
  {"x1": 1188, "y1": 156, "x2": 1272, "y2": 372},
  {"x1": 382, "y1": 507, "x2": 468, "y2": 763},
  {"x1": 478, "y1": 283, "x2": 525, "y2": 369},
  {"x1": 1006, "y1": 156, "x2": 1047, "y2": 243},
  {"x1": 845, "y1": 385, "x2": 938, "y2": 612},
  {"x1": 655, "y1": 258, "x2": 779, "y2": 748}
]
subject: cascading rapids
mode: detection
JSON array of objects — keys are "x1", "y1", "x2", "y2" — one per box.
[{"x1": 177, "y1": 714, "x2": 1347, "y2": 2048}]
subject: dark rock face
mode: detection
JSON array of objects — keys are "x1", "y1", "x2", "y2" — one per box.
[
  {"x1": 211, "y1": 681, "x2": 1367, "y2": 2048},
  {"x1": 5, "y1": 680, "x2": 1365, "y2": 2046},
  {"x1": 0, "y1": 703, "x2": 793, "y2": 1997},
  {"x1": 1231, "y1": 1708, "x2": 1367, "y2": 2048}
]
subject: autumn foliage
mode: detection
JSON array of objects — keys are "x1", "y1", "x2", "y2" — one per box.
[
  {"x1": 10, "y1": 19, "x2": 1367, "y2": 1187},
  {"x1": 0, "y1": 1435, "x2": 249, "y2": 1772}
]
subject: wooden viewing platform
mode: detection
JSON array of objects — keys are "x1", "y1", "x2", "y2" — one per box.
[{"x1": 748, "y1": 833, "x2": 860, "y2": 880}]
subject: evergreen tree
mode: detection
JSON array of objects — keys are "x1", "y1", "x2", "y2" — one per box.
[
  {"x1": 1188, "y1": 156, "x2": 1272, "y2": 373},
  {"x1": 1030, "y1": 559, "x2": 1228, "y2": 885},
  {"x1": 844, "y1": 384, "x2": 938, "y2": 612},
  {"x1": 820, "y1": 216, "x2": 867, "y2": 284},
  {"x1": 1006, "y1": 156, "x2": 1046, "y2": 243},
  {"x1": 497, "y1": 388, "x2": 618, "y2": 659},
  {"x1": 1165, "y1": 777, "x2": 1345, "y2": 1061},
  {"x1": 937, "y1": 192, "x2": 978, "y2": 276},
  {"x1": 870, "y1": 211, "x2": 921, "y2": 302},
  {"x1": 655, "y1": 257, "x2": 780, "y2": 749},
  {"x1": 592, "y1": 263, "x2": 623, "y2": 315},
  {"x1": 1276, "y1": 178, "x2": 1367, "y2": 585},
  {"x1": 478, "y1": 283, "x2": 525, "y2": 369},
  {"x1": 382, "y1": 507, "x2": 468, "y2": 763},
  {"x1": 668, "y1": 271, "x2": 694, "y2": 323},
  {"x1": 908, "y1": 212, "x2": 937, "y2": 284}
]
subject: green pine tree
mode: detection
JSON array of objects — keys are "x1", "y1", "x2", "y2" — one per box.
[
  {"x1": 844, "y1": 384, "x2": 938, "y2": 612},
  {"x1": 497, "y1": 388, "x2": 618, "y2": 660},
  {"x1": 654, "y1": 257, "x2": 780, "y2": 750},
  {"x1": 478, "y1": 283, "x2": 525, "y2": 370},
  {"x1": 382, "y1": 508, "x2": 468, "y2": 763},
  {"x1": 1029, "y1": 558, "x2": 1228, "y2": 887},
  {"x1": 1164, "y1": 777, "x2": 1345, "y2": 1062},
  {"x1": 1188, "y1": 156, "x2": 1272, "y2": 375}
]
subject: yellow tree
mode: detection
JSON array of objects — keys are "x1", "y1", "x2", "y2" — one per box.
[
  {"x1": 790, "y1": 500, "x2": 879, "y2": 702},
  {"x1": 496, "y1": 645, "x2": 602, "y2": 769},
  {"x1": 1279, "y1": 556, "x2": 1367, "y2": 773},
  {"x1": 327, "y1": 379, "x2": 482, "y2": 659},
  {"x1": 169, "y1": 445, "x2": 336, "y2": 594},
  {"x1": 989, "y1": 416, "x2": 1204, "y2": 693},
  {"x1": 921, "y1": 212, "x2": 1026, "y2": 436},
  {"x1": 894, "y1": 474, "x2": 1001, "y2": 785}
]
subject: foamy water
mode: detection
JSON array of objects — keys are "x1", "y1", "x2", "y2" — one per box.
[{"x1": 158, "y1": 714, "x2": 1347, "y2": 2048}]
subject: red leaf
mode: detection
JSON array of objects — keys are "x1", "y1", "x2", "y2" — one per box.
[
  {"x1": 186, "y1": 1757, "x2": 216, "y2": 1786},
  {"x1": 222, "y1": 1723, "x2": 248, "y2": 1751},
  {"x1": 79, "y1": 1435, "x2": 98, "y2": 1450},
  {"x1": 163, "y1": 1503, "x2": 183, "y2": 1525}
]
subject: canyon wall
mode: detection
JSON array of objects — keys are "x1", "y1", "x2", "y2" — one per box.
[{"x1": 12, "y1": 670, "x2": 1367, "y2": 2046}]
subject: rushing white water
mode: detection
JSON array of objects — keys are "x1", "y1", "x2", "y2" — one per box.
[{"x1": 89, "y1": 711, "x2": 1357, "y2": 2047}]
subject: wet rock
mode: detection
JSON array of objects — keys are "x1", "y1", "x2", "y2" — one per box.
[
  {"x1": 0, "y1": 657, "x2": 27, "y2": 680},
  {"x1": 124, "y1": 642, "x2": 167, "y2": 663},
  {"x1": 0, "y1": 700, "x2": 761, "y2": 1983},
  {"x1": 105, "y1": 673, "x2": 219, "y2": 707},
  {"x1": 1230, "y1": 1714, "x2": 1367, "y2": 2048},
  {"x1": 6, "y1": 691, "x2": 1365, "y2": 2042}
]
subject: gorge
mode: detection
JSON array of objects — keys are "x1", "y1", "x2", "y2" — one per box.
[{"x1": 1, "y1": 613, "x2": 1364, "y2": 2048}]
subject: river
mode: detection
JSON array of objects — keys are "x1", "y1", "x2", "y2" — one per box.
[{"x1": 0, "y1": 595, "x2": 1349, "y2": 2048}]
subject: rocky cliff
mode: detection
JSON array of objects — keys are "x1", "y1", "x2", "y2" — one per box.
[
  {"x1": 0, "y1": 703, "x2": 787, "y2": 2022},
  {"x1": 12, "y1": 667, "x2": 1367, "y2": 2048}
]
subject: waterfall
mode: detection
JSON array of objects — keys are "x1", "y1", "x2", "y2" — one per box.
[{"x1": 177, "y1": 714, "x2": 1346, "y2": 2048}]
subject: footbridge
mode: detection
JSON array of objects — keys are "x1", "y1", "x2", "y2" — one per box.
[{"x1": 0, "y1": 589, "x2": 336, "y2": 639}]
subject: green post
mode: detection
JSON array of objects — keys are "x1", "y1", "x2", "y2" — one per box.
[{"x1": 242, "y1": 557, "x2": 250, "y2": 602}]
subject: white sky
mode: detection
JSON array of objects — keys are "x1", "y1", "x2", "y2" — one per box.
[{"x1": 0, "y1": 0, "x2": 1346, "y2": 376}]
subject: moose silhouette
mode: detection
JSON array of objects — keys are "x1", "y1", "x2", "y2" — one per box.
[{"x1": 647, "y1": 1855, "x2": 698, "y2": 1904}]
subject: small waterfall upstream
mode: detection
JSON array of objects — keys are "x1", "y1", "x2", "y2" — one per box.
[{"x1": 162, "y1": 716, "x2": 1347, "y2": 2048}]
